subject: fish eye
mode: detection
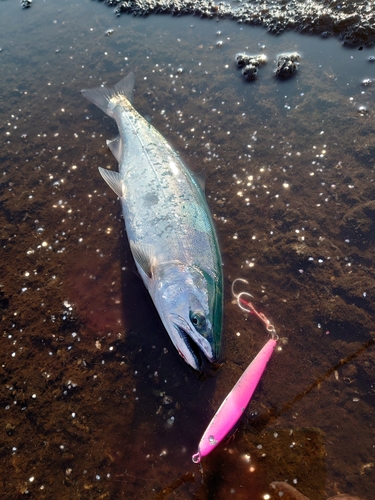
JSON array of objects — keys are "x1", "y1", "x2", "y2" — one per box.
[{"x1": 190, "y1": 311, "x2": 206, "y2": 331}]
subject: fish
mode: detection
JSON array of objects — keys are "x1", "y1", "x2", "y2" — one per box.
[{"x1": 81, "y1": 73, "x2": 223, "y2": 371}]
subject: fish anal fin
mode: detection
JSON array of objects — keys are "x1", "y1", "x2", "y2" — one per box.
[
  {"x1": 129, "y1": 241, "x2": 155, "y2": 279},
  {"x1": 98, "y1": 167, "x2": 124, "y2": 198},
  {"x1": 194, "y1": 171, "x2": 206, "y2": 192},
  {"x1": 106, "y1": 136, "x2": 123, "y2": 162}
]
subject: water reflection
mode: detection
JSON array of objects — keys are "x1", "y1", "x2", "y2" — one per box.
[{"x1": 1, "y1": 0, "x2": 374, "y2": 498}]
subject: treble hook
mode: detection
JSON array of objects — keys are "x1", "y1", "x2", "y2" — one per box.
[
  {"x1": 236, "y1": 292, "x2": 254, "y2": 313},
  {"x1": 232, "y1": 279, "x2": 278, "y2": 341},
  {"x1": 231, "y1": 278, "x2": 252, "y2": 299}
]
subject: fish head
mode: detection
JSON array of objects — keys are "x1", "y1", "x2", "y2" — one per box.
[{"x1": 156, "y1": 265, "x2": 223, "y2": 371}]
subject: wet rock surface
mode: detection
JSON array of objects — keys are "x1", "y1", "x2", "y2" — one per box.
[{"x1": 101, "y1": 0, "x2": 375, "y2": 46}]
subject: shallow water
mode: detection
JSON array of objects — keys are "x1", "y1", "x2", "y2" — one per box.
[{"x1": 1, "y1": 1, "x2": 375, "y2": 499}]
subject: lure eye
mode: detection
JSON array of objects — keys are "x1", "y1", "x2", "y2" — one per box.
[{"x1": 190, "y1": 311, "x2": 206, "y2": 332}]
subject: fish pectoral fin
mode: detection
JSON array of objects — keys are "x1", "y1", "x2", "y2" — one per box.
[
  {"x1": 129, "y1": 240, "x2": 155, "y2": 279},
  {"x1": 106, "y1": 136, "x2": 123, "y2": 162},
  {"x1": 98, "y1": 167, "x2": 124, "y2": 198}
]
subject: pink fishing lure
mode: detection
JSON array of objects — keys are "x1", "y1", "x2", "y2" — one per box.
[{"x1": 192, "y1": 337, "x2": 277, "y2": 463}]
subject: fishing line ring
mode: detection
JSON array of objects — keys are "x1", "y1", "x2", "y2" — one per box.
[{"x1": 266, "y1": 324, "x2": 279, "y2": 341}]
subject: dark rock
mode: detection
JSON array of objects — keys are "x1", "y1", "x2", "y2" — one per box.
[
  {"x1": 334, "y1": 14, "x2": 361, "y2": 31},
  {"x1": 242, "y1": 64, "x2": 258, "y2": 81},
  {"x1": 235, "y1": 53, "x2": 267, "y2": 81},
  {"x1": 275, "y1": 52, "x2": 300, "y2": 78}
]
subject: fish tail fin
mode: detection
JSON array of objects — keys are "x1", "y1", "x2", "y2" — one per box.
[
  {"x1": 81, "y1": 72, "x2": 135, "y2": 117},
  {"x1": 114, "y1": 73, "x2": 135, "y2": 103}
]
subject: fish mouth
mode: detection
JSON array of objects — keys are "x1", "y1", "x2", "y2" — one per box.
[
  {"x1": 175, "y1": 324, "x2": 204, "y2": 370},
  {"x1": 172, "y1": 314, "x2": 213, "y2": 371}
]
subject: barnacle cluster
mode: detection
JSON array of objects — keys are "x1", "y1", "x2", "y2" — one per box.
[
  {"x1": 235, "y1": 53, "x2": 268, "y2": 81},
  {"x1": 275, "y1": 52, "x2": 301, "y2": 79}
]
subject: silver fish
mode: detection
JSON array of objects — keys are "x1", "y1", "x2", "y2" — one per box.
[{"x1": 82, "y1": 73, "x2": 223, "y2": 370}]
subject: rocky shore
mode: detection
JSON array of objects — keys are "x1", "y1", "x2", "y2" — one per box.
[{"x1": 99, "y1": 0, "x2": 375, "y2": 47}]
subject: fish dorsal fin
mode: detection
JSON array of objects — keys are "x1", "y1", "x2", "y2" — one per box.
[
  {"x1": 129, "y1": 240, "x2": 155, "y2": 279},
  {"x1": 106, "y1": 136, "x2": 123, "y2": 162},
  {"x1": 98, "y1": 167, "x2": 124, "y2": 198}
]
